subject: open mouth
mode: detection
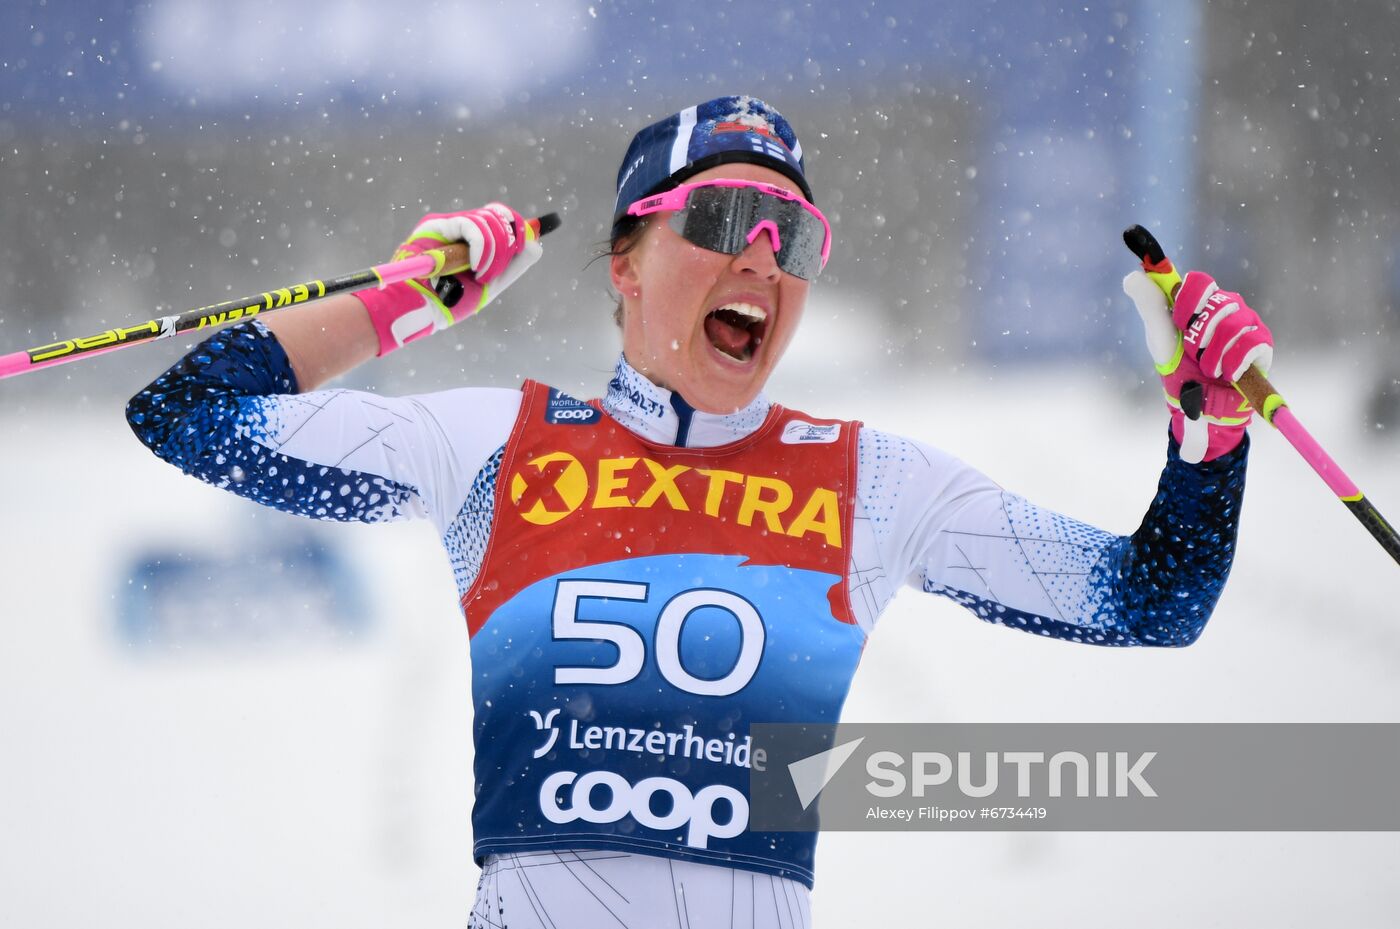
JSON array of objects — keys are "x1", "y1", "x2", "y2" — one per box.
[{"x1": 703, "y1": 302, "x2": 768, "y2": 362}]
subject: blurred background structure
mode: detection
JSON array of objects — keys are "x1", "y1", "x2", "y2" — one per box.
[
  {"x1": 5, "y1": 0, "x2": 1399, "y2": 394},
  {"x1": 1, "y1": 2, "x2": 1397, "y2": 927}
]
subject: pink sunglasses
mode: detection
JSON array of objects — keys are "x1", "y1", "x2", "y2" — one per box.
[{"x1": 626, "y1": 179, "x2": 832, "y2": 280}]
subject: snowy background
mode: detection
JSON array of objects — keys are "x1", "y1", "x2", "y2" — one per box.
[{"x1": 1, "y1": 1, "x2": 1397, "y2": 926}]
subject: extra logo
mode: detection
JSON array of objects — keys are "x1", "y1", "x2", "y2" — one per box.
[
  {"x1": 507, "y1": 452, "x2": 844, "y2": 545},
  {"x1": 510, "y1": 452, "x2": 589, "y2": 525},
  {"x1": 781, "y1": 421, "x2": 841, "y2": 445},
  {"x1": 545, "y1": 388, "x2": 600, "y2": 426}
]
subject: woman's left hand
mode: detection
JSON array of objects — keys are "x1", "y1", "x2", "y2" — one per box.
[{"x1": 1123, "y1": 269, "x2": 1274, "y2": 463}]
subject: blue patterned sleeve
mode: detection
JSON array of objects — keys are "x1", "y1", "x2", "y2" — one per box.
[
  {"x1": 126, "y1": 320, "x2": 424, "y2": 523},
  {"x1": 928, "y1": 437, "x2": 1248, "y2": 646},
  {"x1": 1089, "y1": 436, "x2": 1248, "y2": 645},
  {"x1": 860, "y1": 428, "x2": 1249, "y2": 647}
]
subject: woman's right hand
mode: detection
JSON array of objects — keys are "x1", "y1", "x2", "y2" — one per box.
[{"x1": 360, "y1": 203, "x2": 544, "y2": 357}]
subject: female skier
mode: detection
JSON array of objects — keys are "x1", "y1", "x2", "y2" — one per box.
[{"x1": 127, "y1": 95, "x2": 1271, "y2": 928}]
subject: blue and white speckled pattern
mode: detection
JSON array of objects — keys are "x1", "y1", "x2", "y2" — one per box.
[
  {"x1": 855, "y1": 427, "x2": 922, "y2": 532},
  {"x1": 921, "y1": 436, "x2": 1248, "y2": 646},
  {"x1": 443, "y1": 445, "x2": 504, "y2": 598},
  {"x1": 126, "y1": 321, "x2": 420, "y2": 523}
]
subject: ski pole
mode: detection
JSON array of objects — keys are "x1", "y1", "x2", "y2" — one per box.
[
  {"x1": 1124, "y1": 223, "x2": 1400, "y2": 567},
  {"x1": 0, "y1": 212, "x2": 562, "y2": 380}
]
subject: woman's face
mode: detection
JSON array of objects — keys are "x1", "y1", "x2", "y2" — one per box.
[{"x1": 611, "y1": 163, "x2": 813, "y2": 414}]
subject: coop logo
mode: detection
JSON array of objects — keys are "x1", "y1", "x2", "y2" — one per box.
[
  {"x1": 544, "y1": 389, "x2": 600, "y2": 426},
  {"x1": 539, "y1": 770, "x2": 748, "y2": 849},
  {"x1": 549, "y1": 408, "x2": 597, "y2": 422}
]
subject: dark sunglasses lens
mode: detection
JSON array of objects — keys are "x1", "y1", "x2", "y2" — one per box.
[
  {"x1": 767, "y1": 202, "x2": 825, "y2": 280},
  {"x1": 673, "y1": 187, "x2": 756, "y2": 255},
  {"x1": 671, "y1": 187, "x2": 826, "y2": 280}
]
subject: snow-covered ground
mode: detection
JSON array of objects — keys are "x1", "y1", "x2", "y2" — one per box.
[{"x1": 1, "y1": 342, "x2": 1396, "y2": 927}]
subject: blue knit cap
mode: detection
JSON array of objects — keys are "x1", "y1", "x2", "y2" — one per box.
[{"x1": 612, "y1": 95, "x2": 811, "y2": 234}]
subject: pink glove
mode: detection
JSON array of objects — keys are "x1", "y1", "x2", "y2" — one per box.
[
  {"x1": 356, "y1": 203, "x2": 543, "y2": 356},
  {"x1": 1123, "y1": 269, "x2": 1274, "y2": 463}
]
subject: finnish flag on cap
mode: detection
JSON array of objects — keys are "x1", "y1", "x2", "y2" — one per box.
[{"x1": 612, "y1": 95, "x2": 811, "y2": 229}]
